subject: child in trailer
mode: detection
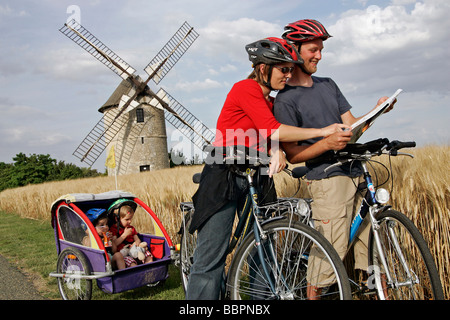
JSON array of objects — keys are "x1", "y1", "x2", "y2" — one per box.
[
  {"x1": 83, "y1": 208, "x2": 125, "y2": 270},
  {"x1": 109, "y1": 199, "x2": 153, "y2": 269}
]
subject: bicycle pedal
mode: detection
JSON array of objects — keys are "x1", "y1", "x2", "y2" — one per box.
[{"x1": 358, "y1": 282, "x2": 377, "y2": 295}]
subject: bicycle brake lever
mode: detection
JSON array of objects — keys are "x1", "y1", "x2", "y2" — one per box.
[
  {"x1": 283, "y1": 168, "x2": 293, "y2": 177},
  {"x1": 324, "y1": 161, "x2": 345, "y2": 172},
  {"x1": 393, "y1": 151, "x2": 414, "y2": 158}
]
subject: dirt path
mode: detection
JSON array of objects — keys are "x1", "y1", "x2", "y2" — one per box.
[{"x1": 0, "y1": 255, "x2": 46, "y2": 300}]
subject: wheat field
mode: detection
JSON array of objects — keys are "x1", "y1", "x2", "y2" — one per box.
[{"x1": 0, "y1": 145, "x2": 448, "y2": 299}]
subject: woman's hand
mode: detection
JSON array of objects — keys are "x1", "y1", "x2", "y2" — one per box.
[
  {"x1": 320, "y1": 123, "x2": 350, "y2": 137},
  {"x1": 268, "y1": 148, "x2": 287, "y2": 178}
]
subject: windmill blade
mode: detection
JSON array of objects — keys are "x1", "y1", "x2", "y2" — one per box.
[
  {"x1": 144, "y1": 21, "x2": 199, "y2": 85},
  {"x1": 60, "y1": 19, "x2": 136, "y2": 80},
  {"x1": 152, "y1": 88, "x2": 215, "y2": 150},
  {"x1": 74, "y1": 77, "x2": 145, "y2": 165},
  {"x1": 118, "y1": 94, "x2": 140, "y2": 113},
  {"x1": 72, "y1": 108, "x2": 130, "y2": 166}
]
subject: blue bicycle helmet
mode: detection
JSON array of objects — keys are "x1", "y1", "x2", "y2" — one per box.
[{"x1": 86, "y1": 208, "x2": 107, "y2": 223}]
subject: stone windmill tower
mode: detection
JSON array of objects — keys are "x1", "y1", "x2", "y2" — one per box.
[
  {"x1": 97, "y1": 77, "x2": 168, "y2": 175},
  {"x1": 60, "y1": 20, "x2": 215, "y2": 175}
]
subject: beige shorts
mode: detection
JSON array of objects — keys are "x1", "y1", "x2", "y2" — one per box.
[{"x1": 306, "y1": 175, "x2": 370, "y2": 286}]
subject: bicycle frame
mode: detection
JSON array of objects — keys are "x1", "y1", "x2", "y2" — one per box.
[{"x1": 348, "y1": 161, "x2": 378, "y2": 246}]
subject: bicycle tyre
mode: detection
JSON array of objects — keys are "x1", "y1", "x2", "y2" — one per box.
[
  {"x1": 179, "y1": 221, "x2": 197, "y2": 293},
  {"x1": 56, "y1": 247, "x2": 92, "y2": 300},
  {"x1": 368, "y1": 209, "x2": 444, "y2": 300},
  {"x1": 226, "y1": 219, "x2": 352, "y2": 300}
]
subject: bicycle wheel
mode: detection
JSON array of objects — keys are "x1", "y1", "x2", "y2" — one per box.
[
  {"x1": 226, "y1": 218, "x2": 352, "y2": 300},
  {"x1": 368, "y1": 209, "x2": 444, "y2": 300},
  {"x1": 56, "y1": 247, "x2": 92, "y2": 300},
  {"x1": 179, "y1": 220, "x2": 197, "y2": 293}
]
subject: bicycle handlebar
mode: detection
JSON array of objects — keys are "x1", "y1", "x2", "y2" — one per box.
[
  {"x1": 290, "y1": 138, "x2": 416, "y2": 178},
  {"x1": 308, "y1": 138, "x2": 416, "y2": 164},
  {"x1": 387, "y1": 140, "x2": 416, "y2": 150},
  {"x1": 386, "y1": 140, "x2": 416, "y2": 155},
  {"x1": 200, "y1": 139, "x2": 415, "y2": 181}
]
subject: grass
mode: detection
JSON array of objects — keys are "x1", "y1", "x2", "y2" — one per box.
[
  {"x1": 0, "y1": 144, "x2": 448, "y2": 299},
  {"x1": 0, "y1": 211, "x2": 57, "y2": 298}
]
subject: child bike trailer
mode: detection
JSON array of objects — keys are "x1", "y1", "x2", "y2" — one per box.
[{"x1": 49, "y1": 190, "x2": 175, "y2": 300}]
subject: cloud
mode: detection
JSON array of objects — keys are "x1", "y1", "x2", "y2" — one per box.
[
  {"x1": 174, "y1": 78, "x2": 222, "y2": 92},
  {"x1": 322, "y1": 0, "x2": 450, "y2": 94},
  {"x1": 0, "y1": 4, "x2": 27, "y2": 17},
  {"x1": 33, "y1": 48, "x2": 107, "y2": 81},
  {"x1": 0, "y1": 97, "x2": 76, "y2": 164},
  {"x1": 197, "y1": 17, "x2": 281, "y2": 61},
  {"x1": 327, "y1": 0, "x2": 450, "y2": 63},
  {"x1": 0, "y1": 101, "x2": 46, "y2": 119}
]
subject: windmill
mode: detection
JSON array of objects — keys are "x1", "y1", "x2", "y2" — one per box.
[{"x1": 60, "y1": 20, "x2": 215, "y2": 175}]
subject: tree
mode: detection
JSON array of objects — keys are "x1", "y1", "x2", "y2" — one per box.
[
  {"x1": 0, "y1": 153, "x2": 104, "y2": 192},
  {"x1": 9, "y1": 153, "x2": 56, "y2": 187},
  {"x1": 0, "y1": 162, "x2": 14, "y2": 191}
]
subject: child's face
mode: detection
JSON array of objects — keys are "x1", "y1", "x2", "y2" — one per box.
[
  {"x1": 120, "y1": 210, "x2": 134, "y2": 228},
  {"x1": 95, "y1": 217, "x2": 109, "y2": 236}
]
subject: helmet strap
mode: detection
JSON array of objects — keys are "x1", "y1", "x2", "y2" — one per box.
[
  {"x1": 263, "y1": 65, "x2": 274, "y2": 91},
  {"x1": 294, "y1": 42, "x2": 313, "y2": 76},
  {"x1": 299, "y1": 63, "x2": 313, "y2": 76}
]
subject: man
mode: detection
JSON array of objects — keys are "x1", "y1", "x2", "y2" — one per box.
[{"x1": 273, "y1": 19, "x2": 392, "y2": 299}]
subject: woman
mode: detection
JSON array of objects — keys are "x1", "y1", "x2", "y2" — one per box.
[{"x1": 186, "y1": 37, "x2": 348, "y2": 300}]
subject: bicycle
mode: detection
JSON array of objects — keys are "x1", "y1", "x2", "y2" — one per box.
[
  {"x1": 290, "y1": 138, "x2": 444, "y2": 300},
  {"x1": 178, "y1": 146, "x2": 352, "y2": 300}
]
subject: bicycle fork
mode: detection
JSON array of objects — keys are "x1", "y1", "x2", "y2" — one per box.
[
  {"x1": 369, "y1": 208, "x2": 419, "y2": 299},
  {"x1": 349, "y1": 162, "x2": 417, "y2": 297}
]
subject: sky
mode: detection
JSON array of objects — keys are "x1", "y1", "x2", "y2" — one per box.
[{"x1": 0, "y1": 0, "x2": 449, "y2": 172}]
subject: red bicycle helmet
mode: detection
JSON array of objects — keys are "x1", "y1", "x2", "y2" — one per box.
[
  {"x1": 245, "y1": 37, "x2": 303, "y2": 66},
  {"x1": 282, "y1": 19, "x2": 332, "y2": 43}
]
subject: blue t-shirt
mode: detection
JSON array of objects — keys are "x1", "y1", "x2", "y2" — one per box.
[{"x1": 274, "y1": 76, "x2": 362, "y2": 180}]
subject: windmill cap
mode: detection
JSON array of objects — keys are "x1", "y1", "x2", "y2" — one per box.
[{"x1": 98, "y1": 78, "x2": 134, "y2": 113}]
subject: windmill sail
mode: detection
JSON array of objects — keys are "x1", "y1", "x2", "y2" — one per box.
[
  {"x1": 144, "y1": 21, "x2": 199, "y2": 85},
  {"x1": 72, "y1": 107, "x2": 131, "y2": 167},
  {"x1": 152, "y1": 88, "x2": 215, "y2": 150},
  {"x1": 72, "y1": 77, "x2": 142, "y2": 166},
  {"x1": 60, "y1": 19, "x2": 136, "y2": 80}
]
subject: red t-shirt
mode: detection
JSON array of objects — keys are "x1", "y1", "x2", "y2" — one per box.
[
  {"x1": 213, "y1": 79, "x2": 281, "y2": 152},
  {"x1": 110, "y1": 224, "x2": 137, "y2": 251}
]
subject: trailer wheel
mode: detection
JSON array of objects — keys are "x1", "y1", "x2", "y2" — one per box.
[{"x1": 56, "y1": 247, "x2": 92, "y2": 300}]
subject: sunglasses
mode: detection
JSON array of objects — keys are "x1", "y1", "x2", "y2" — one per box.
[{"x1": 274, "y1": 66, "x2": 295, "y2": 74}]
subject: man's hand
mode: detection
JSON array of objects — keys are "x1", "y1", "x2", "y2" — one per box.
[
  {"x1": 323, "y1": 130, "x2": 352, "y2": 151},
  {"x1": 377, "y1": 96, "x2": 396, "y2": 114}
]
